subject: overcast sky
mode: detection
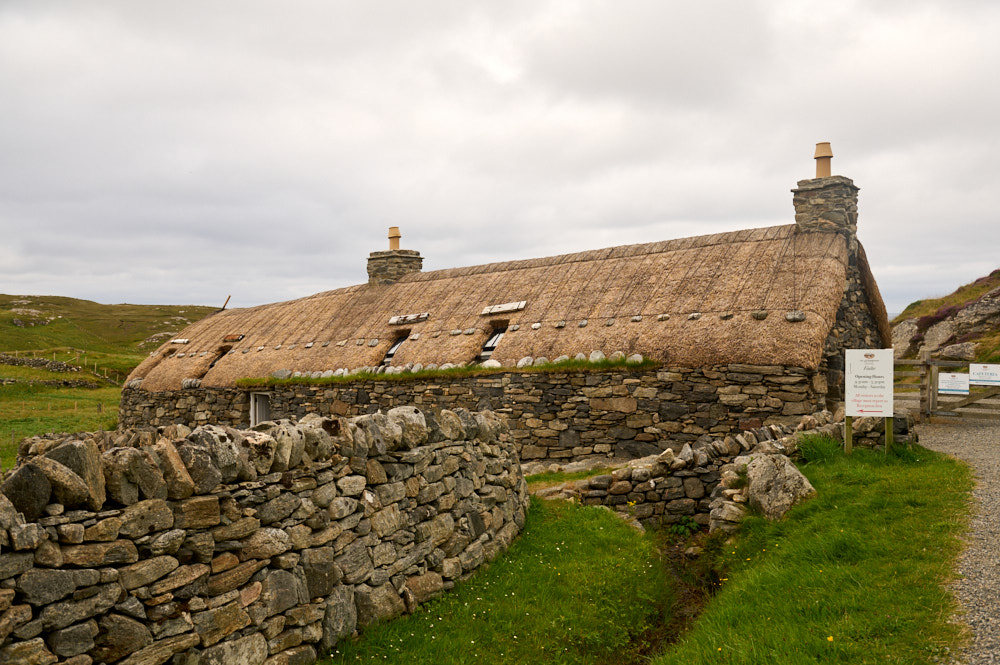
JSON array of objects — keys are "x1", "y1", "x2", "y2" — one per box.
[{"x1": 2, "y1": 1, "x2": 998, "y2": 316}]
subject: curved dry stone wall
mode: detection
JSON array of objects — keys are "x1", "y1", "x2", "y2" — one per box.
[
  {"x1": 537, "y1": 410, "x2": 840, "y2": 533},
  {"x1": 0, "y1": 407, "x2": 529, "y2": 665}
]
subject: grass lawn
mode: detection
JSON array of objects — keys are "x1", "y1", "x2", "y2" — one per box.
[
  {"x1": 321, "y1": 437, "x2": 972, "y2": 664},
  {"x1": 324, "y1": 497, "x2": 673, "y2": 665},
  {"x1": 0, "y1": 383, "x2": 120, "y2": 469},
  {"x1": 652, "y1": 437, "x2": 972, "y2": 665}
]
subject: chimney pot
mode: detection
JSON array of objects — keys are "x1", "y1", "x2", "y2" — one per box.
[
  {"x1": 388, "y1": 226, "x2": 401, "y2": 251},
  {"x1": 814, "y1": 142, "x2": 833, "y2": 178}
]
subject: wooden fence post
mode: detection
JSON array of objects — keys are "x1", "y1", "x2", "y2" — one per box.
[{"x1": 919, "y1": 349, "x2": 933, "y2": 421}]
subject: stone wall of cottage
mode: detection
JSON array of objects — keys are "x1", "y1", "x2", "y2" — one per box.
[
  {"x1": 0, "y1": 408, "x2": 528, "y2": 665},
  {"x1": 821, "y1": 257, "x2": 884, "y2": 402},
  {"x1": 120, "y1": 365, "x2": 828, "y2": 464}
]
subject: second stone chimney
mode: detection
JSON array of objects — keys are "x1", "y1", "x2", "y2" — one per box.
[
  {"x1": 792, "y1": 142, "x2": 860, "y2": 236},
  {"x1": 367, "y1": 227, "x2": 423, "y2": 285}
]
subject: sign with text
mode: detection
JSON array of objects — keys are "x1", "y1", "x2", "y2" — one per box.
[
  {"x1": 939, "y1": 372, "x2": 970, "y2": 395},
  {"x1": 970, "y1": 364, "x2": 1000, "y2": 386},
  {"x1": 845, "y1": 349, "x2": 894, "y2": 417}
]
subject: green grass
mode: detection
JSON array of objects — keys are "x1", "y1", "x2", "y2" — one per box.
[
  {"x1": 0, "y1": 294, "x2": 213, "y2": 467},
  {"x1": 238, "y1": 357, "x2": 661, "y2": 388},
  {"x1": 0, "y1": 383, "x2": 120, "y2": 469},
  {"x1": 0, "y1": 362, "x2": 99, "y2": 384},
  {"x1": 320, "y1": 439, "x2": 973, "y2": 664},
  {"x1": 0, "y1": 294, "x2": 215, "y2": 354},
  {"x1": 323, "y1": 498, "x2": 672, "y2": 665},
  {"x1": 652, "y1": 440, "x2": 972, "y2": 665}
]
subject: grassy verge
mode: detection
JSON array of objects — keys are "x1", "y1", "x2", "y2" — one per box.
[
  {"x1": 0, "y1": 383, "x2": 120, "y2": 469},
  {"x1": 652, "y1": 438, "x2": 972, "y2": 665},
  {"x1": 324, "y1": 498, "x2": 672, "y2": 665}
]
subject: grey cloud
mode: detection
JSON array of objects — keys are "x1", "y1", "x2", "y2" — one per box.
[{"x1": 1, "y1": 1, "x2": 998, "y2": 318}]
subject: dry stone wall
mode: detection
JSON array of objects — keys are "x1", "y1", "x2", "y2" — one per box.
[
  {"x1": 0, "y1": 408, "x2": 528, "y2": 665},
  {"x1": 537, "y1": 414, "x2": 826, "y2": 532},
  {"x1": 120, "y1": 365, "x2": 827, "y2": 464}
]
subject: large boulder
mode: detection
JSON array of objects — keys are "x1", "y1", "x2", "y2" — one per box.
[
  {"x1": 91, "y1": 613, "x2": 153, "y2": 663},
  {"x1": 102, "y1": 447, "x2": 168, "y2": 506},
  {"x1": 174, "y1": 444, "x2": 222, "y2": 495},
  {"x1": 45, "y1": 439, "x2": 106, "y2": 510},
  {"x1": 187, "y1": 426, "x2": 244, "y2": 483},
  {"x1": 423, "y1": 409, "x2": 464, "y2": 443},
  {"x1": 266, "y1": 421, "x2": 306, "y2": 472},
  {"x1": 351, "y1": 414, "x2": 402, "y2": 456},
  {"x1": 354, "y1": 582, "x2": 405, "y2": 628},
  {"x1": 151, "y1": 440, "x2": 196, "y2": 500},
  {"x1": 745, "y1": 454, "x2": 816, "y2": 520},
  {"x1": 474, "y1": 410, "x2": 508, "y2": 443},
  {"x1": 30, "y1": 457, "x2": 91, "y2": 509},
  {"x1": 386, "y1": 407, "x2": 428, "y2": 449},
  {"x1": 238, "y1": 432, "x2": 276, "y2": 478},
  {"x1": 319, "y1": 586, "x2": 356, "y2": 652},
  {"x1": 1, "y1": 464, "x2": 51, "y2": 521},
  {"x1": 298, "y1": 415, "x2": 335, "y2": 461}
]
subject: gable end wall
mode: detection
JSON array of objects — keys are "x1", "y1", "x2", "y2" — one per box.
[{"x1": 821, "y1": 249, "x2": 885, "y2": 402}]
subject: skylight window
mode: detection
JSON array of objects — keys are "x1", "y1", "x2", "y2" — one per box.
[
  {"x1": 382, "y1": 335, "x2": 407, "y2": 366},
  {"x1": 481, "y1": 301, "x2": 526, "y2": 316},
  {"x1": 479, "y1": 327, "x2": 506, "y2": 361},
  {"x1": 388, "y1": 312, "x2": 429, "y2": 325}
]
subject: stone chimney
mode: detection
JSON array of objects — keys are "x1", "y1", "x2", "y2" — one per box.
[
  {"x1": 792, "y1": 142, "x2": 860, "y2": 236},
  {"x1": 367, "y1": 227, "x2": 423, "y2": 285}
]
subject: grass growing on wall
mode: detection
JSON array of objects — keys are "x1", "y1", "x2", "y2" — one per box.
[
  {"x1": 652, "y1": 438, "x2": 972, "y2": 665},
  {"x1": 324, "y1": 498, "x2": 673, "y2": 665}
]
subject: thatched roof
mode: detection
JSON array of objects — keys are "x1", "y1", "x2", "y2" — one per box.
[{"x1": 129, "y1": 224, "x2": 889, "y2": 391}]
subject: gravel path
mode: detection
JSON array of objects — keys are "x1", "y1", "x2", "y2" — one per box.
[{"x1": 917, "y1": 422, "x2": 1000, "y2": 664}]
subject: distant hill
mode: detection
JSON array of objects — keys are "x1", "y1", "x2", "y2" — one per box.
[
  {"x1": 0, "y1": 294, "x2": 216, "y2": 377},
  {"x1": 891, "y1": 270, "x2": 1000, "y2": 362}
]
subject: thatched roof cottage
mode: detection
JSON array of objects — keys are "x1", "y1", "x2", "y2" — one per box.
[{"x1": 121, "y1": 145, "x2": 889, "y2": 461}]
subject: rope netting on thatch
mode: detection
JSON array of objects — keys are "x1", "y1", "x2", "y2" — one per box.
[{"x1": 131, "y1": 225, "x2": 881, "y2": 391}]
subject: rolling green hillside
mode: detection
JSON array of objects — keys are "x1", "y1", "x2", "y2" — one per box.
[
  {"x1": 0, "y1": 294, "x2": 216, "y2": 357},
  {"x1": 1, "y1": 294, "x2": 215, "y2": 467}
]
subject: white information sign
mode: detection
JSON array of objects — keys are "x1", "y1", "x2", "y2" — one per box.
[
  {"x1": 938, "y1": 372, "x2": 970, "y2": 395},
  {"x1": 845, "y1": 349, "x2": 894, "y2": 417},
  {"x1": 970, "y1": 364, "x2": 1000, "y2": 387}
]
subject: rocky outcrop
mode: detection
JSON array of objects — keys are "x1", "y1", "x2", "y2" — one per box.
[
  {"x1": 0, "y1": 408, "x2": 529, "y2": 665},
  {"x1": 892, "y1": 283, "x2": 1000, "y2": 359}
]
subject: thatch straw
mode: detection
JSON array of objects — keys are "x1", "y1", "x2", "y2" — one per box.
[{"x1": 130, "y1": 225, "x2": 889, "y2": 391}]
